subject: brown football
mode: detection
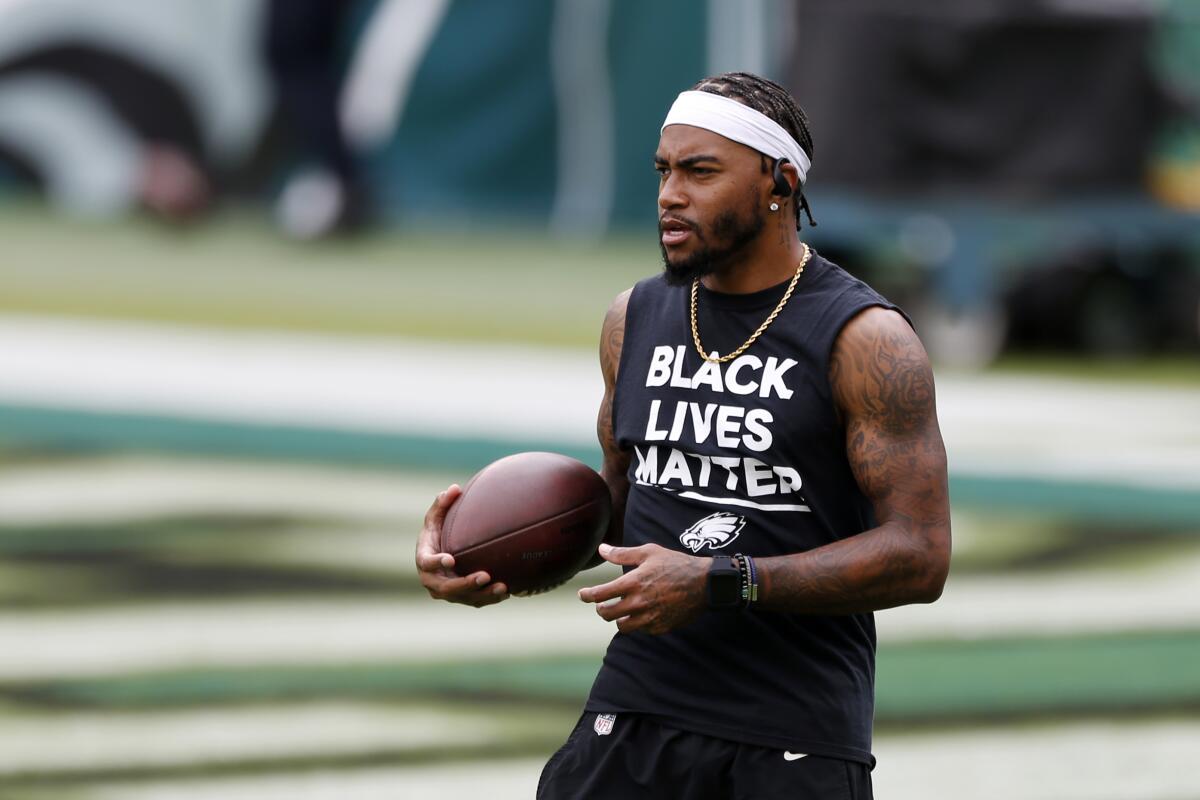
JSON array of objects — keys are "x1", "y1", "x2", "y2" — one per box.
[{"x1": 442, "y1": 452, "x2": 611, "y2": 596}]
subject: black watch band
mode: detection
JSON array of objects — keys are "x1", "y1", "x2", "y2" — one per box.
[{"x1": 707, "y1": 555, "x2": 742, "y2": 610}]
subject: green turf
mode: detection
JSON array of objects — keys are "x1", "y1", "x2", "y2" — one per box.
[
  {"x1": 3, "y1": 201, "x2": 1198, "y2": 383},
  {"x1": 0, "y1": 202, "x2": 651, "y2": 348},
  {"x1": 10, "y1": 630, "x2": 1199, "y2": 724},
  {"x1": 4, "y1": 403, "x2": 1199, "y2": 524},
  {"x1": 990, "y1": 354, "x2": 1200, "y2": 385}
]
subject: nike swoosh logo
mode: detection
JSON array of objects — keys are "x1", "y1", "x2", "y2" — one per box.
[{"x1": 783, "y1": 751, "x2": 807, "y2": 761}]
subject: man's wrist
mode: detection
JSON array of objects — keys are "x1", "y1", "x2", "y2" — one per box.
[{"x1": 706, "y1": 555, "x2": 742, "y2": 609}]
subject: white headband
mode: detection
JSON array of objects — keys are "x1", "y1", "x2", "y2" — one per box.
[{"x1": 661, "y1": 90, "x2": 810, "y2": 186}]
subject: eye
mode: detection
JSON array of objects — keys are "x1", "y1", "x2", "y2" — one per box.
[{"x1": 654, "y1": 165, "x2": 669, "y2": 176}]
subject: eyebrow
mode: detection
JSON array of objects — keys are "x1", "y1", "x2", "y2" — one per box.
[{"x1": 654, "y1": 153, "x2": 724, "y2": 167}]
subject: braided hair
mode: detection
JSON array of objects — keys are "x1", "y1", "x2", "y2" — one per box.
[{"x1": 691, "y1": 72, "x2": 817, "y2": 229}]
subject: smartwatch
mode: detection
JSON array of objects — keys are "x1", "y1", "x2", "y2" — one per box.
[{"x1": 707, "y1": 555, "x2": 742, "y2": 610}]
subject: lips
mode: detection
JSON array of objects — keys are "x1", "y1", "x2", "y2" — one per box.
[{"x1": 660, "y1": 217, "x2": 694, "y2": 247}]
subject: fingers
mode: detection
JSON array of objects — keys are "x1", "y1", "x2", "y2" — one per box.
[
  {"x1": 578, "y1": 573, "x2": 633, "y2": 604},
  {"x1": 424, "y1": 570, "x2": 510, "y2": 607},
  {"x1": 416, "y1": 549, "x2": 454, "y2": 573},
  {"x1": 416, "y1": 485, "x2": 462, "y2": 573},
  {"x1": 597, "y1": 542, "x2": 654, "y2": 567},
  {"x1": 593, "y1": 595, "x2": 641, "y2": 622},
  {"x1": 417, "y1": 485, "x2": 462, "y2": 555},
  {"x1": 448, "y1": 580, "x2": 509, "y2": 607},
  {"x1": 416, "y1": 485, "x2": 509, "y2": 608}
]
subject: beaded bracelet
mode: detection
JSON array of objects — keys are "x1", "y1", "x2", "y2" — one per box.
[
  {"x1": 744, "y1": 554, "x2": 758, "y2": 606},
  {"x1": 735, "y1": 553, "x2": 759, "y2": 608}
]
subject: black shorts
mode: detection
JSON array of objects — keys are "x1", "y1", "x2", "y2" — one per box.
[{"x1": 537, "y1": 711, "x2": 873, "y2": 800}]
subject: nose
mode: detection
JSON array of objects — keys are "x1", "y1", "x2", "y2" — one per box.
[{"x1": 658, "y1": 171, "x2": 686, "y2": 211}]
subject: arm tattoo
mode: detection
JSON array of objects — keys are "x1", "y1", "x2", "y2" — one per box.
[
  {"x1": 593, "y1": 290, "x2": 632, "y2": 555},
  {"x1": 758, "y1": 308, "x2": 951, "y2": 614}
]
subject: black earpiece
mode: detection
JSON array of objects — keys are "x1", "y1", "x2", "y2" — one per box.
[{"x1": 771, "y1": 158, "x2": 793, "y2": 198}]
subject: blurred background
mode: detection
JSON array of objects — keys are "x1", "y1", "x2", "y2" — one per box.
[{"x1": 0, "y1": 0, "x2": 1198, "y2": 798}]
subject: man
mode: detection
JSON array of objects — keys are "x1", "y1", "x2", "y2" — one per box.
[{"x1": 417, "y1": 72, "x2": 950, "y2": 799}]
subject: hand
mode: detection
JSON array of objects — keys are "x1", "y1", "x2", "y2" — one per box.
[
  {"x1": 415, "y1": 485, "x2": 509, "y2": 607},
  {"x1": 577, "y1": 543, "x2": 707, "y2": 634}
]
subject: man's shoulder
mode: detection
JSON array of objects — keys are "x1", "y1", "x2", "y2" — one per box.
[
  {"x1": 630, "y1": 272, "x2": 676, "y2": 299},
  {"x1": 807, "y1": 251, "x2": 881, "y2": 300},
  {"x1": 806, "y1": 250, "x2": 911, "y2": 329}
]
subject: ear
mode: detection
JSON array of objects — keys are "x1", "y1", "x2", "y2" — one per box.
[{"x1": 776, "y1": 160, "x2": 801, "y2": 197}]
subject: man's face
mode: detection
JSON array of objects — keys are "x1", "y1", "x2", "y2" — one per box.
[{"x1": 656, "y1": 124, "x2": 768, "y2": 286}]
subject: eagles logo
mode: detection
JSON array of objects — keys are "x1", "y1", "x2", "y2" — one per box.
[{"x1": 679, "y1": 511, "x2": 746, "y2": 552}]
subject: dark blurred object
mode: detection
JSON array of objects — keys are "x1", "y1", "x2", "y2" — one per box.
[
  {"x1": 0, "y1": 43, "x2": 207, "y2": 159},
  {"x1": 0, "y1": 41, "x2": 211, "y2": 219},
  {"x1": 263, "y1": 0, "x2": 369, "y2": 239},
  {"x1": 791, "y1": 0, "x2": 1175, "y2": 195},
  {"x1": 1005, "y1": 245, "x2": 1200, "y2": 354}
]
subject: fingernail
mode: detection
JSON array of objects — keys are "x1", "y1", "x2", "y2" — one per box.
[
  {"x1": 599, "y1": 543, "x2": 612, "y2": 555},
  {"x1": 493, "y1": 585, "x2": 505, "y2": 595},
  {"x1": 475, "y1": 574, "x2": 488, "y2": 586}
]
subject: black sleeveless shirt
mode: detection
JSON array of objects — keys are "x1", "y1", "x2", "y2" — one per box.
[{"x1": 584, "y1": 251, "x2": 906, "y2": 766}]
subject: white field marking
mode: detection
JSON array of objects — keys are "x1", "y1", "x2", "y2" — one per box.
[
  {"x1": 936, "y1": 372, "x2": 1200, "y2": 491},
  {"x1": 0, "y1": 590, "x2": 619, "y2": 682},
  {"x1": 0, "y1": 456, "x2": 450, "y2": 525},
  {"x1": 872, "y1": 719, "x2": 1200, "y2": 800},
  {"x1": 80, "y1": 759, "x2": 545, "y2": 800},
  {"x1": 0, "y1": 550, "x2": 1195, "y2": 681},
  {"x1": 59, "y1": 720, "x2": 1200, "y2": 800},
  {"x1": 0, "y1": 703, "x2": 519, "y2": 775},
  {"x1": 2, "y1": 314, "x2": 1199, "y2": 488},
  {"x1": 0, "y1": 314, "x2": 601, "y2": 445},
  {"x1": 875, "y1": 549, "x2": 1200, "y2": 642}
]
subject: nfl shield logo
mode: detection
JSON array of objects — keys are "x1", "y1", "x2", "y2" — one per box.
[{"x1": 593, "y1": 713, "x2": 617, "y2": 736}]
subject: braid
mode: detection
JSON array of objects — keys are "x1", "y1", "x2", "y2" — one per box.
[{"x1": 690, "y1": 72, "x2": 817, "y2": 229}]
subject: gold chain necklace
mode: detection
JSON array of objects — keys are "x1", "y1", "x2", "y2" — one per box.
[{"x1": 690, "y1": 242, "x2": 811, "y2": 364}]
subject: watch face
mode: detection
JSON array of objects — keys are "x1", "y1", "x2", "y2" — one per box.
[{"x1": 707, "y1": 558, "x2": 741, "y2": 608}]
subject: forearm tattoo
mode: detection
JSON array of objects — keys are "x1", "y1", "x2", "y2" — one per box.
[{"x1": 759, "y1": 309, "x2": 950, "y2": 614}]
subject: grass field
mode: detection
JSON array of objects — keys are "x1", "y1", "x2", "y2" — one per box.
[
  {"x1": 2, "y1": 200, "x2": 1199, "y2": 383},
  {"x1": 2, "y1": 203, "x2": 1199, "y2": 798}
]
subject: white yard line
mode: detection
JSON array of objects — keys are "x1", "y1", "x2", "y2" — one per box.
[
  {"x1": 0, "y1": 703, "x2": 515, "y2": 775},
  {"x1": 0, "y1": 549, "x2": 1196, "y2": 682},
  {"x1": 0, "y1": 456, "x2": 447, "y2": 524},
  {"x1": 1, "y1": 313, "x2": 1198, "y2": 488},
  {"x1": 937, "y1": 374, "x2": 1200, "y2": 491},
  {"x1": 0, "y1": 314, "x2": 601, "y2": 445},
  {"x1": 52, "y1": 720, "x2": 1200, "y2": 800},
  {"x1": 79, "y1": 759, "x2": 546, "y2": 800},
  {"x1": 0, "y1": 594, "x2": 616, "y2": 681},
  {"x1": 872, "y1": 719, "x2": 1200, "y2": 800},
  {"x1": 877, "y1": 552, "x2": 1200, "y2": 640}
]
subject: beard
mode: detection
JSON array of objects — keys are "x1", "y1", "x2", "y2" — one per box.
[{"x1": 659, "y1": 198, "x2": 766, "y2": 287}]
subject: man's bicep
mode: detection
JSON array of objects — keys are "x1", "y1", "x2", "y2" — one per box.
[
  {"x1": 831, "y1": 307, "x2": 949, "y2": 529},
  {"x1": 595, "y1": 288, "x2": 633, "y2": 550},
  {"x1": 597, "y1": 387, "x2": 630, "y2": 477}
]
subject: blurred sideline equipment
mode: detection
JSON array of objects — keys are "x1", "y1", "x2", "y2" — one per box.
[
  {"x1": 793, "y1": 0, "x2": 1200, "y2": 362},
  {"x1": 263, "y1": 0, "x2": 369, "y2": 239},
  {"x1": 442, "y1": 452, "x2": 610, "y2": 596}
]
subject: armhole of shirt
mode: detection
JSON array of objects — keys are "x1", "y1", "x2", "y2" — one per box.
[
  {"x1": 813, "y1": 286, "x2": 911, "y2": 416},
  {"x1": 610, "y1": 280, "x2": 649, "y2": 441}
]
